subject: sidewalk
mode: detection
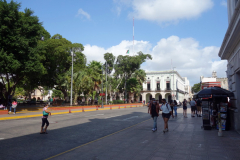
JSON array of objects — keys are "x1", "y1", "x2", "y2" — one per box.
[
  {"x1": 0, "y1": 104, "x2": 144, "y2": 120},
  {"x1": 49, "y1": 110, "x2": 240, "y2": 160}
]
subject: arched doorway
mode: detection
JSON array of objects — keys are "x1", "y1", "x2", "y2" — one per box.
[
  {"x1": 146, "y1": 93, "x2": 152, "y2": 103},
  {"x1": 155, "y1": 93, "x2": 162, "y2": 103},
  {"x1": 165, "y1": 93, "x2": 172, "y2": 103}
]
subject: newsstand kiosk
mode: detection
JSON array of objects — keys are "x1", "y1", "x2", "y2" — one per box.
[
  {"x1": 201, "y1": 97, "x2": 229, "y2": 131},
  {"x1": 202, "y1": 100, "x2": 211, "y2": 130}
]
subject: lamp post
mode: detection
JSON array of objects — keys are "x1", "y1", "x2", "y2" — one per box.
[
  {"x1": 70, "y1": 51, "x2": 73, "y2": 106},
  {"x1": 105, "y1": 61, "x2": 107, "y2": 105},
  {"x1": 124, "y1": 75, "x2": 127, "y2": 103},
  {"x1": 101, "y1": 65, "x2": 104, "y2": 108}
]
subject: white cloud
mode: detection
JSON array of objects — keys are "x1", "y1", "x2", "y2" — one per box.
[
  {"x1": 76, "y1": 8, "x2": 91, "y2": 19},
  {"x1": 83, "y1": 36, "x2": 227, "y2": 86},
  {"x1": 221, "y1": 0, "x2": 227, "y2": 7},
  {"x1": 114, "y1": 0, "x2": 214, "y2": 23}
]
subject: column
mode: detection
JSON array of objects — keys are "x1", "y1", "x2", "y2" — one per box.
[{"x1": 152, "y1": 76, "x2": 154, "y2": 90}]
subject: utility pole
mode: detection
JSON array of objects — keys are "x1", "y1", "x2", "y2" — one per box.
[
  {"x1": 70, "y1": 51, "x2": 73, "y2": 106},
  {"x1": 101, "y1": 65, "x2": 104, "y2": 108},
  {"x1": 124, "y1": 74, "x2": 127, "y2": 103},
  {"x1": 105, "y1": 61, "x2": 107, "y2": 105}
]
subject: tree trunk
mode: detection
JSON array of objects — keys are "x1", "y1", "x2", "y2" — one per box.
[
  {"x1": 74, "y1": 93, "x2": 78, "y2": 105},
  {"x1": 61, "y1": 90, "x2": 68, "y2": 101}
]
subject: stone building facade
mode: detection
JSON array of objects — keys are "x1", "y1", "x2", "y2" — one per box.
[
  {"x1": 200, "y1": 71, "x2": 228, "y2": 90},
  {"x1": 141, "y1": 70, "x2": 191, "y2": 103},
  {"x1": 219, "y1": 0, "x2": 240, "y2": 131}
]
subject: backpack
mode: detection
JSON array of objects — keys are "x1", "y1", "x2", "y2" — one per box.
[{"x1": 162, "y1": 103, "x2": 170, "y2": 111}]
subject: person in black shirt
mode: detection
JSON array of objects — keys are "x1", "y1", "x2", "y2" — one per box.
[
  {"x1": 148, "y1": 99, "x2": 160, "y2": 132},
  {"x1": 196, "y1": 99, "x2": 202, "y2": 117},
  {"x1": 182, "y1": 99, "x2": 188, "y2": 118}
]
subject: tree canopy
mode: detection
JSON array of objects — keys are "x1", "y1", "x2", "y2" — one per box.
[
  {"x1": 192, "y1": 83, "x2": 201, "y2": 93},
  {"x1": 0, "y1": 0, "x2": 48, "y2": 103},
  {"x1": 0, "y1": 0, "x2": 152, "y2": 105}
]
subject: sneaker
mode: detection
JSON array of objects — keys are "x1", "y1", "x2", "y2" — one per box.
[
  {"x1": 9, "y1": 111, "x2": 11, "y2": 113},
  {"x1": 192, "y1": 115, "x2": 195, "y2": 117},
  {"x1": 198, "y1": 115, "x2": 202, "y2": 117},
  {"x1": 13, "y1": 113, "x2": 15, "y2": 114},
  {"x1": 152, "y1": 128, "x2": 155, "y2": 132},
  {"x1": 166, "y1": 128, "x2": 168, "y2": 132}
]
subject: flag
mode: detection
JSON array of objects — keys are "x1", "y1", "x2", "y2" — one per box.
[{"x1": 126, "y1": 50, "x2": 129, "y2": 54}]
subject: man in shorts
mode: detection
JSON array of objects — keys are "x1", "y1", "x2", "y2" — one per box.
[
  {"x1": 196, "y1": 99, "x2": 202, "y2": 117},
  {"x1": 190, "y1": 99, "x2": 196, "y2": 117}
]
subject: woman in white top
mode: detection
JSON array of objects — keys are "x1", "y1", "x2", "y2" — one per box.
[{"x1": 160, "y1": 99, "x2": 174, "y2": 133}]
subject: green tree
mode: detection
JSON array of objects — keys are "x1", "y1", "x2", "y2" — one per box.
[
  {"x1": 114, "y1": 52, "x2": 152, "y2": 79},
  {"x1": 192, "y1": 83, "x2": 201, "y2": 93},
  {"x1": 114, "y1": 52, "x2": 152, "y2": 102},
  {"x1": 104, "y1": 53, "x2": 116, "y2": 101},
  {"x1": 132, "y1": 69, "x2": 146, "y2": 85},
  {"x1": 39, "y1": 35, "x2": 85, "y2": 99},
  {"x1": 0, "y1": 0, "x2": 48, "y2": 104},
  {"x1": 52, "y1": 89, "x2": 64, "y2": 99},
  {"x1": 104, "y1": 52, "x2": 115, "y2": 74}
]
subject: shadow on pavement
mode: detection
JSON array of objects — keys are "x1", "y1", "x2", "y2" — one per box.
[{"x1": 0, "y1": 111, "x2": 150, "y2": 160}]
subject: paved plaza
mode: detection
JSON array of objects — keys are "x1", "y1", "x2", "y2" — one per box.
[{"x1": 0, "y1": 106, "x2": 240, "y2": 160}]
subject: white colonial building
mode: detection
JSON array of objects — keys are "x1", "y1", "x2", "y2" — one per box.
[
  {"x1": 141, "y1": 70, "x2": 191, "y2": 103},
  {"x1": 219, "y1": 0, "x2": 240, "y2": 131}
]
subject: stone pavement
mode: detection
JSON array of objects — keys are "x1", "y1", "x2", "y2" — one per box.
[{"x1": 49, "y1": 110, "x2": 240, "y2": 160}]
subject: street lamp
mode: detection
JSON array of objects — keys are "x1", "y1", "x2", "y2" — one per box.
[
  {"x1": 101, "y1": 64, "x2": 104, "y2": 108},
  {"x1": 105, "y1": 61, "x2": 108, "y2": 105},
  {"x1": 70, "y1": 51, "x2": 74, "y2": 106}
]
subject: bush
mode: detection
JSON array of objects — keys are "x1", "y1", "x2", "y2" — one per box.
[
  {"x1": 113, "y1": 100, "x2": 124, "y2": 104},
  {"x1": 98, "y1": 100, "x2": 107, "y2": 105}
]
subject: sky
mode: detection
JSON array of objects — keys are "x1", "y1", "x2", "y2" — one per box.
[{"x1": 12, "y1": 0, "x2": 229, "y2": 86}]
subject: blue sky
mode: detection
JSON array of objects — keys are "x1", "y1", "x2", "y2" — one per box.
[{"x1": 12, "y1": 0, "x2": 229, "y2": 85}]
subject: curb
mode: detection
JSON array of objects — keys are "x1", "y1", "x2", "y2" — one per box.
[{"x1": 0, "y1": 105, "x2": 144, "y2": 121}]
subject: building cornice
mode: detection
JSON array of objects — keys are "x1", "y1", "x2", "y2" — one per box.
[
  {"x1": 146, "y1": 70, "x2": 185, "y2": 82},
  {"x1": 219, "y1": 1, "x2": 240, "y2": 60}
]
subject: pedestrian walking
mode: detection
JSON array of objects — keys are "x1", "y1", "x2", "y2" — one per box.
[
  {"x1": 170, "y1": 100, "x2": 174, "y2": 118},
  {"x1": 160, "y1": 99, "x2": 174, "y2": 133},
  {"x1": 173, "y1": 100, "x2": 178, "y2": 117},
  {"x1": 190, "y1": 99, "x2": 196, "y2": 117},
  {"x1": 8, "y1": 99, "x2": 12, "y2": 114},
  {"x1": 196, "y1": 99, "x2": 202, "y2": 117},
  {"x1": 40, "y1": 104, "x2": 51, "y2": 134},
  {"x1": 182, "y1": 99, "x2": 188, "y2": 118},
  {"x1": 0, "y1": 98, "x2": 6, "y2": 110},
  {"x1": 11, "y1": 100, "x2": 17, "y2": 114},
  {"x1": 148, "y1": 99, "x2": 160, "y2": 132},
  {"x1": 49, "y1": 97, "x2": 53, "y2": 105}
]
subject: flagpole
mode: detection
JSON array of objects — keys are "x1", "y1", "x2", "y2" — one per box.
[{"x1": 133, "y1": 17, "x2": 134, "y2": 56}]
